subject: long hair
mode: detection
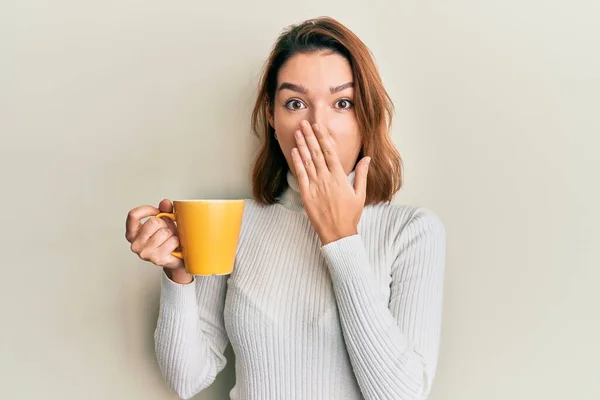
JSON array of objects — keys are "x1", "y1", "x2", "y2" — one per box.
[{"x1": 250, "y1": 16, "x2": 403, "y2": 205}]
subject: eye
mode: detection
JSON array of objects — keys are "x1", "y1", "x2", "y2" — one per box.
[
  {"x1": 335, "y1": 99, "x2": 354, "y2": 110},
  {"x1": 284, "y1": 99, "x2": 306, "y2": 111}
]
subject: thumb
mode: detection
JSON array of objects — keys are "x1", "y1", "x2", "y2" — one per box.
[
  {"x1": 158, "y1": 199, "x2": 177, "y2": 232},
  {"x1": 353, "y1": 157, "x2": 371, "y2": 199},
  {"x1": 158, "y1": 198, "x2": 174, "y2": 213}
]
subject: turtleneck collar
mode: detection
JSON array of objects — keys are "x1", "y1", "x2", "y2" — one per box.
[{"x1": 278, "y1": 169, "x2": 357, "y2": 212}]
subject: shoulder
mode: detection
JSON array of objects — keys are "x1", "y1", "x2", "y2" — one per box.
[
  {"x1": 379, "y1": 206, "x2": 447, "y2": 279},
  {"x1": 366, "y1": 203, "x2": 445, "y2": 233},
  {"x1": 237, "y1": 197, "x2": 286, "y2": 230},
  {"x1": 365, "y1": 203, "x2": 446, "y2": 248},
  {"x1": 238, "y1": 198, "x2": 272, "y2": 223},
  {"x1": 399, "y1": 205, "x2": 445, "y2": 235},
  {"x1": 240, "y1": 197, "x2": 271, "y2": 213}
]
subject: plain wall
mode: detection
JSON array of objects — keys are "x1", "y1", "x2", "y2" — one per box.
[{"x1": 2, "y1": 1, "x2": 598, "y2": 399}]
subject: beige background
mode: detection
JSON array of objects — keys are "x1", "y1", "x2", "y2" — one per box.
[{"x1": 2, "y1": 1, "x2": 599, "y2": 399}]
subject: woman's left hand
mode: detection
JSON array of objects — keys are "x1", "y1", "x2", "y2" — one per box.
[{"x1": 291, "y1": 120, "x2": 371, "y2": 246}]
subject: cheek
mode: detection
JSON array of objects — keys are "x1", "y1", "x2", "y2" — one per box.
[
  {"x1": 276, "y1": 119, "x2": 300, "y2": 135},
  {"x1": 273, "y1": 107, "x2": 302, "y2": 134},
  {"x1": 328, "y1": 121, "x2": 362, "y2": 166},
  {"x1": 329, "y1": 119, "x2": 360, "y2": 147},
  {"x1": 329, "y1": 112, "x2": 358, "y2": 133}
]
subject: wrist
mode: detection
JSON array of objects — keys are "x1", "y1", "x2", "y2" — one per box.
[
  {"x1": 320, "y1": 229, "x2": 358, "y2": 246},
  {"x1": 164, "y1": 268, "x2": 194, "y2": 284}
]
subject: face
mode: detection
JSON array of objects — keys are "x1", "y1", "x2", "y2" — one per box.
[{"x1": 268, "y1": 50, "x2": 362, "y2": 177}]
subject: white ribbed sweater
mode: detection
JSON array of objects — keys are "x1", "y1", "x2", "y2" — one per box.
[{"x1": 154, "y1": 170, "x2": 446, "y2": 400}]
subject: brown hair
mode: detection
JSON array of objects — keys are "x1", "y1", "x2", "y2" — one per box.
[{"x1": 250, "y1": 16, "x2": 403, "y2": 206}]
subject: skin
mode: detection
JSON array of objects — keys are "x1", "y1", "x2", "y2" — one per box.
[
  {"x1": 125, "y1": 50, "x2": 371, "y2": 284},
  {"x1": 267, "y1": 50, "x2": 363, "y2": 177},
  {"x1": 125, "y1": 200, "x2": 189, "y2": 282},
  {"x1": 268, "y1": 50, "x2": 371, "y2": 245}
]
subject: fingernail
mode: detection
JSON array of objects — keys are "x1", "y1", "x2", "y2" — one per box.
[
  {"x1": 366, "y1": 157, "x2": 371, "y2": 165},
  {"x1": 312, "y1": 124, "x2": 319, "y2": 131}
]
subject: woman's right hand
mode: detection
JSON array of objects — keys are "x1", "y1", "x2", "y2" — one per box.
[{"x1": 126, "y1": 199, "x2": 192, "y2": 282}]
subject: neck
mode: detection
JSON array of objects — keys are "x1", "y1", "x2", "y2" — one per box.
[{"x1": 278, "y1": 169, "x2": 357, "y2": 212}]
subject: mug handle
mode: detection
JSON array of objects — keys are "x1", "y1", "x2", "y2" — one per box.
[{"x1": 155, "y1": 212, "x2": 183, "y2": 259}]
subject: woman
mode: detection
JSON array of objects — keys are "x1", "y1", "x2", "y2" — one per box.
[{"x1": 125, "y1": 16, "x2": 446, "y2": 400}]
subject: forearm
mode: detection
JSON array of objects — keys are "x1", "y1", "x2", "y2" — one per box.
[
  {"x1": 154, "y1": 272, "x2": 227, "y2": 398},
  {"x1": 321, "y1": 235, "x2": 436, "y2": 400}
]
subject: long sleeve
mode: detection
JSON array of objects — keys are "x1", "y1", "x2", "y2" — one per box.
[
  {"x1": 154, "y1": 271, "x2": 230, "y2": 399},
  {"x1": 320, "y1": 208, "x2": 446, "y2": 400}
]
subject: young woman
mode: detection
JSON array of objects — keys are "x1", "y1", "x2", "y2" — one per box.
[{"x1": 125, "y1": 16, "x2": 446, "y2": 400}]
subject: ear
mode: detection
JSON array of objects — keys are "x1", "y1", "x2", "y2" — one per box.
[{"x1": 266, "y1": 98, "x2": 274, "y2": 129}]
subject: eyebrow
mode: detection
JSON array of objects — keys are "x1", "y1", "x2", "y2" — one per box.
[{"x1": 277, "y1": 82, "x2": 354, "y2": 94}]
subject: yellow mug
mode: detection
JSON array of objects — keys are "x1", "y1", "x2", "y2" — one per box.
[{"x1": 155, "y1": 199, "x2": 245, "y2": 275}]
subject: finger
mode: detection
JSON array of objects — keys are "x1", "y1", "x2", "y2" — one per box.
[
  {"x1": 160, "y1": 217, "x2": 177, "y2": 233},
  {"x1": 145, "y1": 232, "x2": 182, "y2": 269},
  {"x1": 156, "y1": 232, "x2": 180, "y2": 253},
  {"x1": 312, "y1": 123, "x2": 344, "y2": 174},
  {"x1": 139, "y1": 228, "x2": 174, "y2": 264},
  {"x1": 158, "y1": 199, "x2": 174, "y2": 213},
  {"x1": 140, "y1": 230, "x2": 182, "y2": 268},
  {"x1": 294, "y1": 128, "x2": 318, "y2": 182},
  {"x1": 300, "y1": 120, "x2": 328, "y2": 175},
  {"x1": 291, "y1": 147, "x2": 310, "y2": 192},
  {"x1": 157, "y1": 199, "x2": 177, "y2": 231},
  {"x1": 155, "y1": 235, "x2": 184, "y2": 268},
  {"x1": 130, "y1": 216, "x2": 168, "y2": 254},
  {"x1": 126, "y1": 205, "x2": 160, "y2": 242},
  {"x1": 354, "y1": 156, "x2": 371, "y2": 200}
]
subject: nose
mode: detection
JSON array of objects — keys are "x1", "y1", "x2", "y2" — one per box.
[{"x1": 307, "y1": 105, "x2": 326, "y2": 129}]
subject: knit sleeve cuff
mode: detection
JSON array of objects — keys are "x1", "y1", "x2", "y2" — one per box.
[
  {"x1": 320, "y1": 234, "x2": 371, "y2": 282},
  {"x1": 160, "y1": 270, "x2": 198, "y2": 314}
]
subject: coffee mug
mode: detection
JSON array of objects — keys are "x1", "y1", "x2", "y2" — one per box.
[{"x1": 155, "y1": 200, "x2": 245, "y2": 275}]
